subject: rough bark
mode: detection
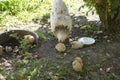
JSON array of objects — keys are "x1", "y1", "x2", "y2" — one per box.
[{"x1": 95, "y1": 0, "x2": 120, "y2": 33}]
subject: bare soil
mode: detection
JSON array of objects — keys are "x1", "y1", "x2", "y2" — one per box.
[{"x1": 0, "y1": 14, "x2": 120, "y2": 80}]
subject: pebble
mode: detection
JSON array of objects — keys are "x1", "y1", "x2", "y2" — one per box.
[
  {"x1": 64, "y1": 53, "x2": 67, "y2": 56},
  {"x1": 74, "y1": 24, "x2": 79, "y2": 28},
  {"x1": 5, "y1": 46, "x2": 13, "y2": 53},
  {"x1": 96, "y1": 31, "x2": 103, "y2": 34},
  {"x1": 0, "y1": 45, "x2": 3, "y2": 56},
  {"x1": 0, "y1": 73, "x2": 5, "y2": 80}
]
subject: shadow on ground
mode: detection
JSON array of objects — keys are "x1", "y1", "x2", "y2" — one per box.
[
  {"x1": 33, "y1": 15, "x2": 120, "y2": 79},
  {"x1": 0, "y1": 14, "x2": 120, "y2": 80}
]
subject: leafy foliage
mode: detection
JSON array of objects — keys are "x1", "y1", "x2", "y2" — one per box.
[
  {"x1": 83, "y1": 0, "x2": 120, "y2": 33},
  {"x1": 0, "y1": 0, "x2": 40, "y2": 15}
]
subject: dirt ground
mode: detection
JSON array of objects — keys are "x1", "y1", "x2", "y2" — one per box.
[
  {"x1": 0, "y1": 13, "x2": 120, "y2": 80},
  {"x1": 31, "y1": 14, "x2": 120, "y2": 79}
]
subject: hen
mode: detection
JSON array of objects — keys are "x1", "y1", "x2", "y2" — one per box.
[{"x1": 50, "y1": 0, "x2": 72, "y2": 42}]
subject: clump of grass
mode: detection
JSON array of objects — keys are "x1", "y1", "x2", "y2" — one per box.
[
  {"x1": 0, "y1": 0, "x2": 40, "y2": 15},
  {"x1": 0, "y1": 0, "x2": 53, "y2": 25}
]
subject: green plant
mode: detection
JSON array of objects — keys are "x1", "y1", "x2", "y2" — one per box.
[
  {"x1": 83, "y1": 0, "x2": 120, "y2": 33},
  {"x1": 0, "y1": 0, "x2": 40, "y2": 15},
  {"x1": 81, "y1": 22, "x2": 100, "y2": 34},
  {"x1": 9, "y1": 33, "x2": 34, "y2": 59}
]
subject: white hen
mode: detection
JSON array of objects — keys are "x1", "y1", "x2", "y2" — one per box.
[{"x1": 51, "y1": 0, "x2": 72, "y2": 42}]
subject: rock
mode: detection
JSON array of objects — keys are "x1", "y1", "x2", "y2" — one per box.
[
  {"x1": 74, "y1": 24, "x2": 79, "y2": 28},
  {"x1": 55, "y1": 43, "x2": 66, "y2": 52},
  {"x1": 0, "y1": 73, "x2": 5, "y2": 80},
  {"x1": 64, "y1": 53, "x2": 67, "y2": 56},
  {"x1": 5, "y1": 46, "x2": 13, "y2": 53},
  {"x1": 103, "y1": 35, "x2": 108, "y2": 39},
  {"x1": 3, "y1": 62, "x2": 12, "y2": 67},
  {"x1": 13, "y1": 46, "x2": 19, "y2": 53},
  {"x1": 0, "y1": 45, "x2": 3, "y2": 56},
  {"x1": 69, "y1": 38, "x2": 73, "y2": 42},
  {"x1": 80, "y1": 25, "x2": 89, "y2": 29},
  {"x1": 96, "y1": 31, "x2": 103, "y2": 34},
  {"x1": 39, "y1": 25, "x2": 43, "y2": 28}
]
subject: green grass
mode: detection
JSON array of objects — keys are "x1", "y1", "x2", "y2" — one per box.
[
  {"x1": 0, "y1": 0, "x2": 83, "y2": 26},
  {"x1": 0, "y1": 0, "x2": 53, "y2": 25}
]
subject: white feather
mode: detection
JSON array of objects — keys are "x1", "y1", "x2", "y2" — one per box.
[{"x1": 50, "y1": 0, "x2": 72, "y2": 42}]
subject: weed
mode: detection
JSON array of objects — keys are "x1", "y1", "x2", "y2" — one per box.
[
  {"x1": 36, "y1": 31, "x2": 47, "y2": 41},
  {"x1": 81, "y1": 22, "x2": 101, "y2": 34}
]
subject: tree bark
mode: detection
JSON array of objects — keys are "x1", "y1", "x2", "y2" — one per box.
[{"x1": 95, "y1": 0, "x2": 120, "y2": 33}]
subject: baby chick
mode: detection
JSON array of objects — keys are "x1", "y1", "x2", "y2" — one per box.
[
  {"x1": 51, "y1": 76, "x2": 59, "y2": 80},
  {"x1": 55, "y1": 43, "x2": 66, "y2": 52},
  {"x1": 24, "y1": 35, "x2": 35, "y2": 44},
  {"x1": 71, "y1": 41, "x2": 84, "y2": 49},
  {"x1": 72, "y1": 57, "x2": 83, "y2": 72}
]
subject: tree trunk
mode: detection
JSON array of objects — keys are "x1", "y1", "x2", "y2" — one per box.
[{"x1": 95, "y1": 0, "x2": 120, "y2": 33}]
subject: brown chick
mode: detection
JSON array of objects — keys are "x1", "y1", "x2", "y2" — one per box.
[
  {"x1": 51, "y1": 76, "x2": 59, "y2": 80},
  {"x1": 71, "y1": 41, "x2": 84, "y2": 49},
  {"x1": 55, "y1": 43, "x2": 66, "y2": 52},
  {"x1": 24, "y1": 35, "x2": 35, "y2": 44},
  {"x1": 72, "y1": 57, "x2": 83, "y2": 72}
]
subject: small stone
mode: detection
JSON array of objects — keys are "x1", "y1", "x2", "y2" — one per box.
[
  {"x1": 64, "y1": 53, "x2": 67, "y2": 56},
  {"x1": 33, "y1": 54, "x2": 40, "y2": 59},
  {"x1": 75, "y1": 14, "x2": 80, "y2": 17},
  {"x1": 5, "y1": 46, "x2": 13, "y2": 53},
  {"x1": 100, "y1": 68, "x2": 103, "y2": 71},
  {"x1": 69, "y1": 38, "x2": 73, "y2": 42},
  {"x1": 96, "y1": 31, "x2": 103, "y2": 34},
  {"x1": 70, "y1": 13, "x2": 74, "y2": 16},
  {"x1": 107, "y1": 40, "x2": 111, "y2": 42},
  {"x1": 13, "y1": 46, "x2": 19, "y2": 53},
  {"x1": 43, "y1": 25, "x2": 47, "y2": 28},
  {"x1": 103, "y1": 36, "x2": 108, "y2": 39},
  {"x1": 48, "y1": 19, "x2": 50, "y2": 23},
  {"x1": 48, "y1": 72, "x2": 53, "y2": 76},
  {"x1": 80, "y1": 25, "x2": 88, "y2": 29},
  {"x1": 77, "y1": 19, "x2": 81, "y2": 22},
  {"x1": 39, "y1": 25, "x2": 43, "y2": 28},
  {"x1": 0, "y1": 73, "x2": 5, "y2": 80},
  {"x1": 0, "y1": 45, "x2": 3, "y2": 56},
  {"x1": 106, "y1": 67, "x2": 111, "y2": 72},
  {"x1": 45, "y1": 24, "x2": 49, "y2": 27},
  {"x1": 3, "y1": 62, "x2": 12, "y2": 67},
  {"x1": 74, "y1": 24, "x2": 79, "y2": 28}
]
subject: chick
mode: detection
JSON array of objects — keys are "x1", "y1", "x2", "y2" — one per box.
[
  {"x1": 51, "y1": 0, "x2": 72, "y2": 42},
  {"x1": 55, "y1": 43, "x2": 66, "y2": 52},
  {"x1": 24, "y1": 35, "x2": 35, "y2": 44},
  {"x1": 72, "y1": 57, "x2": 83, "y2": 72},
  {"x1": 51, "y1": 76, "x2": 59, "y2": 80},
  {"x1": 71, "y1": 41, "x2": 84, "y2": 49}
]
